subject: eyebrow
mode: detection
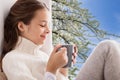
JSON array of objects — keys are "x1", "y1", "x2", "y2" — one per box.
[{"x1": 40, "y1": 20, "x2": 48, "y2": 23}]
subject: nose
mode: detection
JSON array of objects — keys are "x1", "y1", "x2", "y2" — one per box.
[{"x1": 45, "y1": 25, "x2": 50, "y2": 34}]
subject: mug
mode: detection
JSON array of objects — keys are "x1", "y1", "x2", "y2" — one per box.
[{"x1": 61, "y1": 44, "x2": 74, "y2": 67}]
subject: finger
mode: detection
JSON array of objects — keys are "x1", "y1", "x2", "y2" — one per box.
[
  {"x1": 73, "y1": 59, "x2": 76, "y2": 64},
  {"x1": 52, "y1": 44, "x2": 62, "y2": 55},
  {"x1": 72, "y1": 58, "x2": 76, "y2": 64},
  {"x1": 72, "y1": 52, "x2": 77, "y2": 60},
  {"x1": 57, "y1": 47, "x2": 68, "y2": 64},
  {"x1": 72, "y1": 55, "x2": 77, "y2": 64},
  {"x1": 73, "y1": 44, "x2": 78, "y2": 53},
  {"x1": 57, "y1": 47, "x2": 68, "y2": 62},
  {"x1": 72, "y1": 52, "x2": 77, "y2": 58},
  {"x1": 72, "y1": 56, "x2": 76, "y2": 63},
  {"x1": 57, "y1": 47, "x2": 67, "y2": 55}
]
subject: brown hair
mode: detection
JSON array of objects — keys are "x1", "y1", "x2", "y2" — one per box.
[{"x1": 1, "y1": 0, "x2": 48, "y2": 61}]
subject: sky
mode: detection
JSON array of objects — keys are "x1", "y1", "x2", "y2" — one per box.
[
  {"x1": 80, "y1": 0, "x2": 120, "y2": 35},
  {"x1": 75, "y1": 0, "x2": 120, "y2": 69}
]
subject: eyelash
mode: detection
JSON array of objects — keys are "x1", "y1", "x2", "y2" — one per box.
[{"x1": 40, "y1": 25, "x2": 45, "y2": 27}]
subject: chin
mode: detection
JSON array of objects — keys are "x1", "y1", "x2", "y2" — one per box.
[{"x1": 38, "y1": 41, "x2": 44, "y2": 45}]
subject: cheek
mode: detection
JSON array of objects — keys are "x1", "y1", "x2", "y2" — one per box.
[{"x1": 29, "y1": 28, "x2": 44, "y2": 36}]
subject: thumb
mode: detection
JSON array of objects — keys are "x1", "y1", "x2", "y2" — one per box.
[
  {"x1": 51, "y1": 44, "x2": 62, "y2": 55},
  {"x1": 57, "y1": 47, "x2": 67, "y2": 55}
]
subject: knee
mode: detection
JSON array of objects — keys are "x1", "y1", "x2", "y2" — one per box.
[
  {"x1": 99, "y1": 40, "x2": 119, "y2": 50},
  {"x1": 98, "y1": 40, "x2": 119, "y2": 56}
]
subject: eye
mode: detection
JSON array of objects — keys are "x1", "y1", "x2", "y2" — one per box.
[
  {"x1": 39, "y1": 25, "x2": 45, "y2": 27},
  {"x1": 39, "y1": 22, "x2": 46, "y2": 27}
]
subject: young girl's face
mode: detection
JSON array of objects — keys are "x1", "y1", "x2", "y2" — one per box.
[{"x1": 19, "y1": 8, "x2": 50, "y2": 45}]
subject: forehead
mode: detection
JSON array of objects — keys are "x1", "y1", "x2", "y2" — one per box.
[{"x1": 33, "y1": 9, "x2": 50, "y2": 22}]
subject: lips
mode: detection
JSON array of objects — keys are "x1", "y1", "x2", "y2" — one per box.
[{"x1": 40, "y1": 35, "x2": 46, "y2": 40}]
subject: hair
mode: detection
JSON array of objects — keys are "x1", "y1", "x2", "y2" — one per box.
[{"x1": 1, "y1": 0, "x2": 49, "y2": 61}]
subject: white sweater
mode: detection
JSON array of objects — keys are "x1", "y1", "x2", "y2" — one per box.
[{"x1": 2, "y1": 37, "x2": 68, "y2": 80}]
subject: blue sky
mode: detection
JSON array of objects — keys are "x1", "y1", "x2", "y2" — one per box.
[
  {"x1": 75, "y1": 0, "x2": 120, "y2": 69},
  {"x1": 80, "y1": 0, "x2": 120, "y2": 35}
]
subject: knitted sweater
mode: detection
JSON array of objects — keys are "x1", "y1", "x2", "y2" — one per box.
[{"x1": 2, "y1": 37, "x2": 68, "y2": 80}]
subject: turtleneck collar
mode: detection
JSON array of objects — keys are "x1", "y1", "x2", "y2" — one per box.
[{"x1": 14, "y1": 36, "x2": 42, "y2": 55}]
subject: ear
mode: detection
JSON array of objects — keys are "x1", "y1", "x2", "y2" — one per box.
[{"x1": 17, "y1": 21, "x2": 27, "y2": 32}]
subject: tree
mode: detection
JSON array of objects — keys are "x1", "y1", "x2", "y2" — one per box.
[
  {"x1": 52, "y1": 0, "x2": 120, "y2": 79},
  {"x1": 52, "y1": 0, "x2": 104, "y2": 60}
]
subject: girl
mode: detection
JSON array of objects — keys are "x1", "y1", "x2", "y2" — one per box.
[{"x1": 1, "y1": 0, "x2": 77, "y2": 80}]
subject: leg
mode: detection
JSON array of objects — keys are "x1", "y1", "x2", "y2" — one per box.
[{"x1": 76, "y1": 40, "x2": 120, "y2": 80}]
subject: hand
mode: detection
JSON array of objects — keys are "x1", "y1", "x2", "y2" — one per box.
[
  {"x1": 46, "y1": 44, "x2": 68, "y2": 74},
  {"x1": 59, "y1": 68, "x2": 68, "y2": 77},
  {"x1": 59, "y1": 45, "x2": 78, "y2": 76}
]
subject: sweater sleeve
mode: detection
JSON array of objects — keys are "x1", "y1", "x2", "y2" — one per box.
[
  {"x1": 44, "y1": 71, "x2": 69, "y2": 80},
  {"x1": 2, "y1": 52, "x2": 69, "y2": 80},
  {"x1": 56, "y1": 72, "x2": 69, "y2": 80},
  {"x1": 2, "y1": 54, "x2": 37, "y2": 80},
  {"x1": 44, "y1": 72, "x2": 56, "y2": 80}
]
